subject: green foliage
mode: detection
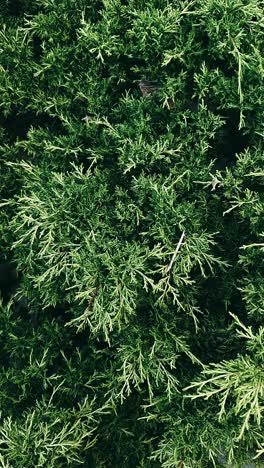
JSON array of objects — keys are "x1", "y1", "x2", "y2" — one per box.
[
  {"x1": 0, "y1": 398, "x2": 100, "y2": 467},
  {"x1": 0, "y1": 0, "x2": 263, "y2": 466}
]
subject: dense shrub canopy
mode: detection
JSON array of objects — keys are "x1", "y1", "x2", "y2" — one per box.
[{"x1": 0, "y1": 0, "x2": 263, "y2": 466}]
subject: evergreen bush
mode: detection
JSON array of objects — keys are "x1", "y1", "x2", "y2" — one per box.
[{"x1": 0, "y1": 0, "x2": 263, "y2": 466}]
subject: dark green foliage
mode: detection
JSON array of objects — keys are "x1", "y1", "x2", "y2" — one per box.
[{"x1": 0, "y1": 0, "x2": 263, "y2": 466}]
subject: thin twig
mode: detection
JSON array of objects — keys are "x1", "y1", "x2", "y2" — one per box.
[
  {"x1": 85, "y1": 285, "x2": 100, "y2": 313},
  {"x1": 165, "y1": 231, "x2": 185, "y2": 275}
]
